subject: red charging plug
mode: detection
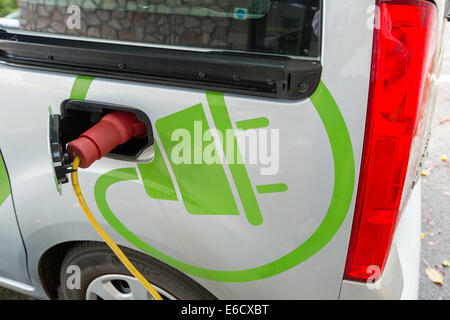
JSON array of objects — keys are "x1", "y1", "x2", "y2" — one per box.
[{"x1": 67, "y1": 111, "x2": 147, "y2": 168}]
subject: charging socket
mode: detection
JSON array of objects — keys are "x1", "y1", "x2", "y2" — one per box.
[{"x1": 60, "y1": 100, "x2": 154, "y2": 163}]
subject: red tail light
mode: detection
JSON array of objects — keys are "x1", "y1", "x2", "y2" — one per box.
[{"x1": 344, "y1": 0, "x2": 438, "y2": 282}]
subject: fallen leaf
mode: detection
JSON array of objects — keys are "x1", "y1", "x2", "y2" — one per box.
[
  {"x1": 443, "y1": 259, "x2": 450, "y2": 267},
  {"x1": 427, "y1": 241, "x2": 435, "y2": 246},
  {"x1": 427, "y1": 218, "x2": 435, "y2": 226},
  {"x1": 421, "y1": 166, "x2": 435, "y2": 176},
  {"x1": 425, "y1": 266, "x2": 444, "y2": 285},
  {"x1": 441, "y1": 155, "x2": 448, "y2": 162},
  {"x1": 421, "y1": 233, "x2": 426, "y2": 240}
]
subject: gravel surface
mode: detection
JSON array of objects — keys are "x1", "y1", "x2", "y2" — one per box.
[
  {"x1": 418, "y1": 24, "x2": 450, "y2": 301},
  {"x1": 0, "y1": 287, "x2": 35, "y2": 300}
]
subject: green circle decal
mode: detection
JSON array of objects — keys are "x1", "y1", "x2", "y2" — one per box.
[{"x1": 93, "y1": 81, "x2": 355, "y2": 282}]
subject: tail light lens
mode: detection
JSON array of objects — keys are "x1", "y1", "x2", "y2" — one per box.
[{"x1": 344, "y1": 0, "x2": 438, "y2": 282}]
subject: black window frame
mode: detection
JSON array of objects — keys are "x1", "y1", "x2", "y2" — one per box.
[{"x1": 0, "y1": 0, "x2": 322, "y2": 100}]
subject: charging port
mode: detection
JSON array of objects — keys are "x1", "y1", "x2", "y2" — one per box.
[{"x1": 60, "y1": 100, "x2": 154, "y2": 163}]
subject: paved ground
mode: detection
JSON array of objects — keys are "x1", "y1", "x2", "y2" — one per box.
[
  {"x1": 0, "y1": 26, "x2": 449, "y2": 302},
  {"x1": 0, "y1": 287, "x2": 34, "y2": 300},
  {"x1": 418, "y1": 25, "x2": 450, "y2": 301}
]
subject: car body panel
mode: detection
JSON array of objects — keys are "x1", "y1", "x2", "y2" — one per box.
[
  {"x1": 0, "y1": 153, "x2": 29, "y2": 285},
  {"x1": 0, "y1": 0, "x2": 445, "y2": 299}
]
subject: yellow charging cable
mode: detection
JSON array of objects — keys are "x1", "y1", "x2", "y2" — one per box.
[{"x1": 71, "y1": 156, "x2": 163, "y2": 300}]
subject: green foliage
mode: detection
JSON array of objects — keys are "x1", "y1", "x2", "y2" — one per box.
[{"x1": 0, "y1": 0, "x2": 17, "y2": 18}]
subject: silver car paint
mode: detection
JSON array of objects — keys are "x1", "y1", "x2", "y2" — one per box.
[
  {"x1": 0, "y1": 0, "x2": 444, "y2": 299},
  {"x1": 0, "y1": 185, "x2": 29, "y2": 284}
]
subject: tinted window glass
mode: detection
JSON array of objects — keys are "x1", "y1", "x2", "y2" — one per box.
[{"x1": 1, "y1": 0, "x2": 321, "y2": 57}]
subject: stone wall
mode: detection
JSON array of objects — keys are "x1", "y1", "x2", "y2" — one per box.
[{"x1": 17, "y1": 0, "x2": 251, "y2": 51}]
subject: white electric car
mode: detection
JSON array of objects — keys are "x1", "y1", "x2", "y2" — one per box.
[{"x1": 0, "y1": 0, "x2": 447, "y2": 300}]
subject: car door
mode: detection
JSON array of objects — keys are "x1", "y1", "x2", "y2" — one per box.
[
  {"x1": 0, "y1": 152, "x2": 30, "y2": 285},
  {"x1": 0, "y1": 0, "x2": 375, "y2": 299}
]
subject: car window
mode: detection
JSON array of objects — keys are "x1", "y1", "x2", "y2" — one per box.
[{"x1": 0, "y1": 0, "x2": 320, "y2": 57}]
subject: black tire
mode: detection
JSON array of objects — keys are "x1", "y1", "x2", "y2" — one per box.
[{"x1": 58, "y1": 242, "x2": 217, "y2": 300}]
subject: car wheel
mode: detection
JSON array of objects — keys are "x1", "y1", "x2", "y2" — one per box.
[{"x1": 58, "y1": 242, "x2": 216, "y2": 300}]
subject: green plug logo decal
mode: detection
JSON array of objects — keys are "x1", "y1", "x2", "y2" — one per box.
[
  {"x1": 137, "y1": 92, "x2": 287, "y2": 226},
  {"x1": 72, "y1": 76, "x2": 355, "y2": 282}
]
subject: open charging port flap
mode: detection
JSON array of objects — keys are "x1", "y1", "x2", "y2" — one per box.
[{"x1": 60, "y1": 100, "x2": 154, "y2": 163}]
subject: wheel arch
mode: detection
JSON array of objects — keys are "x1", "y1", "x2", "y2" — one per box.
[
  {"x1": 38, "y1": 240, "x2": 218, "y2": 300},
  {"x1": 38, "y1": 241, "x2": 82, "y2": 299}
]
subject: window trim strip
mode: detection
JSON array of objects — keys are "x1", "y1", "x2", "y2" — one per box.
[{"x1": 0, "y1": 30, "x2": 322, "y2": 99}]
